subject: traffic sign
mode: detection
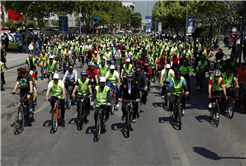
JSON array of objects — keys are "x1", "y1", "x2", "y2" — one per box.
[
  {"x1": 59, "y1": 16, "x2": 68, "y2": 32},
  {"x1": 158, "y1": 22, "x2": 162, "y2": 34},
  {"x1": 94, "y1": 16, "x2": 100, "y2": 19},
  {"x1": 145, "y1": 16, "x2": 151, "y2": 19}
]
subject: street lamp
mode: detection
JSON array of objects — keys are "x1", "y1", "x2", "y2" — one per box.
[{"x1": 20, "y1": 13, "x2": 23, "y2": 25}]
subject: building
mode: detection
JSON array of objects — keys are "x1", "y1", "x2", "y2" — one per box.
[{"x1": 122, "y1": 2, "x2": 135, "y2": 13}]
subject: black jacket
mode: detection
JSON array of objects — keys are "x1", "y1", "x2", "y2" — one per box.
[
  {"x1": 119, "y1": 78, "x2": 140, "y2": 100},
  {"x1": 133, "y1": 72, "x2": 147, "y2": 90}
]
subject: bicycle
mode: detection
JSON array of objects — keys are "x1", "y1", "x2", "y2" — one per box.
[
  {"x1": 40, "y1": 61, "x2": 46, "y2": 80},
  {"x1": 0, "y1": 72, "x2": 3, "y2": 90},
  {"x1": 210, "y1": 95, "x2": 221, "y2": 127},
  {"x1": 78, "y1": 54, "x2": 84, "y2": 68},
  {"x1": 221, "y1": 93, "x2": 234, "y2": 119},
  {"x1": 172, "y1": 93, "x2": 184, "y2": 130},
  {"x1": 76, "y1": 95, "x2": 89, "y2": 130},
  {"x1": 151, "y1": 68, "x2": 156, "y2": 83},
  {"x1": 235, "y1": 83, "x2": 246, "y2": 113},
  {"x1": 55, "y1": 57, "x2": 62, "y2": 70},
  {"x1": 12, "y1": 92, "x2": 35, "y2": 134},
  {"x1": 122, "y1": 100, "x2": 137, "y2": 138},
  {"x1": 95, "y1": 104, "x2": 107, "y2": 141},
  {"x1": 49, "y1": 98, "x2": 62, "y2": 132},
  {"x1": 66, "y1": 83, "x2": 75, "y2": 109},
  {"x1": 162, "y1": 81, "x2": 170, "y2": 108},
  {"x1": 110, "y1": 87, "x2": 116, "y2": 115}
]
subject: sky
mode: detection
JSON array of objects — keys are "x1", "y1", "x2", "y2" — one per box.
[{"x1": 124, "y1": 1, "x2": 157, "y2": 20}]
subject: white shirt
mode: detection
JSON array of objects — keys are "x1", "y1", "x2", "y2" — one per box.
[
  {"x1": 127, "y1": 82, "x2": 131, "y2": 94},
  {"x1": 48, "y1": 80, "x2": 65, "y2": 88},
  {"x1": 126, "y1": 51, "x2": 132, "y2": 59},
  {"x1": 115, "y1": 49, "x2": 121, "y2": 59},
  {"x1": 105, "y1": 71, "x2": 119, "y2": 78},
  {"x1": 28, "y1": 43, "x2": 34, "y2": 51}
]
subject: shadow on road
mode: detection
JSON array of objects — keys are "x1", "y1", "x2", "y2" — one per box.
[
  {"x1": 158, "y1": 116, "x2": 181, "y2": 130},
  {"x1": 43, "y1": 120, "x2": 51, "y2": 127},
  {"x1": 193, "y1": 147, "x2": 246, "y2": 160},
  {"x1": 111, "y1": 123, "x2": 133, "y2": 138}
]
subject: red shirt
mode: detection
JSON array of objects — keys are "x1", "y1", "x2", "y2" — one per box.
[
  {"x1": 142, "y1": 68, "x2": 152, "y2": 78},
  {"x1": 236, "y1": 67, "x2": 246, "y2": 82},
  {"x1": 171, "y1": 57, "x2": 180, "y2": 67},
  {"x1": 119, "y1": 45, "x2": 123, "y2": 50},
  {"x1": 208, "y1": 78, "x2": 225, "y2": 85},
  {"x1": 85, "y1": 68, "x2": 98, "y2": 83},
  {"x1": 92, "y1": 48, "x2": 97, "y2": 53},
  {"x1": 86, "y1": 51, "x2": 93, "y2": 58},
  {"x1": 138, "y1": 58, "x2": 148, "y2": 67},
  {"x1": 156, "y1": 59, "x2": 167, "y2": 70}
]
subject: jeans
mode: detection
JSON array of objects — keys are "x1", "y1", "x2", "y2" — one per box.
[{"x1": 106, "y1": 82, "x2": 119, "y2": 104}]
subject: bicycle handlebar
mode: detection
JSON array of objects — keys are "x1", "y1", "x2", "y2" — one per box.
[{"x1": 122, "y1": 99, "x2": 138, "y2": 103}]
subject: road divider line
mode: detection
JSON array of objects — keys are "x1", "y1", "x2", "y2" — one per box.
[
  {"x1": 35, "y1": 102, "x2": 49, "y2": 113},
  {"x1": 7, "y1": 55, "x2": 29, "y2": 61}
]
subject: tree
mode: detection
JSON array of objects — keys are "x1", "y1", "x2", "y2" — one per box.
[
  {"x1": 51, "y1": 20, "x2": 58, "y2": 26},
  {"x1": 131, "y1": 12, "x2": 142, "y2": 28},
  {"x1": 4, "y1": 19, "x2": 18, "y2": 32}
]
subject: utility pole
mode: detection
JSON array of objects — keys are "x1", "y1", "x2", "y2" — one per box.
[
  {"x1": 239, "y1": 1, "x2": 245, "y2": 65},
  {"x1": 79, "y1": 8, "x2": 81, "y2": 35}
]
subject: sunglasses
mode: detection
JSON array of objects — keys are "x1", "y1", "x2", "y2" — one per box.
[{"x1": 69, "y1": 68, "x2": 73, "y2": 69}]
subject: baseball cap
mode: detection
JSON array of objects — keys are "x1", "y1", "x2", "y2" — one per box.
[
  {"x1": 126, "y1": 59, "x2": 131, "y2": 62},
  {"x1": 53, "y1": 73, "x2": 59, "y2": 79},
  {"x1": 107, "y1": 48, "x2": 110, "y2": 50},
  {"x1": 110, "y1": 65, "x2": 115, "y2": 69},
  {"x1": 49, "y1": 56, "x2": 54, "y2": 59},
  {"x1": 94, "y1": 51, "x2": 97, "y2": 53},
  {"x1": 166, "y1": 64, "x2": 171, "y2": 68},
  {"x1": 100, "y1": 77, "x2": 106, "y2": 82}
]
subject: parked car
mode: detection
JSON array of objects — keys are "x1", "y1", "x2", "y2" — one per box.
[{"x1": 1, "y1": 31, "x2": 15, "y2": 43}]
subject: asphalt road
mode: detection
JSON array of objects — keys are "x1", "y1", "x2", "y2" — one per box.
[{"x1": 1, "y1": 53, "x2": 246, "y2": 165}]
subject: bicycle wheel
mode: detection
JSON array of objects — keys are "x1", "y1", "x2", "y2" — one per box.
[
  {"x1": 110, "y1": 94, "x2": 115, "y2": 115},
  {"x1": 214, "y1": 104, "x2": 220, "y2": 127},
  {"x1": 228, "y1": 98, "x2": 234, "y2": 119},
  {"x1": 177, "y1": 105, "x2": 182, "y2": 130},
  {"x1": 126, "y1": 110, "x2": 130, "y2": 138},
  {"x1": 15, "y1": 106, "x2": 24, "y2": 134},
  {"x1": 95, "y1": 114, "x2": 101, "y2": 141},
  {"x1": 51, "y1": 109, "x2": 58, "y2": 132},
  {"x1": 67, "y1": 90, "x2": 71, "y2": 109},
  {"x1": 79, "y1": 106, "x2": 83, "y2": 130}
]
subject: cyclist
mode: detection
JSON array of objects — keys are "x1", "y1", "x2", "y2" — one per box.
[
  {"x1": 167, "y1": 70, "x2": 189, "y2": 116},
  {"x1": 98, "y1": 58, "x2": 108, "y2": 79},
  {"x1": 170, "y1": 53, "x2": 180, "y2": 70},
  {"x1": 72, "y1": 71, "x2": 92, "y2": 123},
  {"x1": 156, "y1": 56, "x2": 167, "y2": 79},
  {"x1": 118, "y1": 50, "x2": 128, "y2": 72},
  {"x1": 214, "y1": 48, "x2": 225, "y2": 70},
  {"x1": 160, "y1": 64, "x2": 175, "y2": 102},
  {"x1": 25, "y1": 54, "x2": 38, "y2": 80},
  {"x1": 221, "y1": 67, "x2": 239, "y2": 109},
  {"x1": 45, "y1": 73, "x2": 66, "y2": 126},
  {"x1": 203, "y1": 48, "x2": 213, "y2": 70},
  {"x1": 118, "y1": 72, "x2": 140, "y2": 123},
  {"x1": 132, "y1": 49, "x2": 140, "y2": 68},
  {"x1": 179, "y1": 53, "x2": 187, "y2": 67},
  {"x1": 138, "y1": 53, "x2": 148, "y2": 69},
  {"x1": 236, "y1": 62, "x2": 246, "y2": 89},
  {"x1": 1, "y1": 60, "x2": 5, "y2": 90},
  {"x1": 71, "y1": 44, "x2": 78, "y2": 63},
  {"x1": 121, "y1": 58, "x2": 134, "y2": 80},
  {"x1": 222, "y1": 59, "x2": 235, "y2": 74},
  {"x1": 133, "y1": 65, "x2": 148, "y2": 105},
  {"x1": 208, "y1": 70, "x2": 228, "y2": 112},
  {"x1": 92, "y1": 51, "x2": 99, "y2": 68},
  {"x1": 105, "y1": 48, "x2": 112, "y2": 66},
  {"x1": 142, "y1": 63, "x2": 152, "y2": 91},
  {"x1": 40, "y1": 50, "x2": 48, "y2": 71},
  {"x1": 105, "y1": 65, "x2": 121, "y2": 108},
  {"x1": 45, "y1": 55, "x2": 57, "y2": 81},
  {"x1": 91, "y1": 77, "x2": 111, "y2": 131},
  {"x1": 149, "y1": 53, "x2": 158, "y2": 82},
  {"x1": 180, "y1": 59, "x2": 193, "y2": 87},
  {"x1": 12, "y1": 68, "x2": 34, "y2": 113},
  {"x1": 62, "y1": 64, "x2": 77, "y2": 96},
  {"x1": 86, "y1": 62, "x2": 99, "y2": 89},
  {"x1": 55, "y1": 46, "x2": 63, "y2": 68},
  {"x1": 78, "y1": 45, "x2": 85, "y2": 67},
  {"x1": 85, "y1": 48, "x2": 93, "y2": 64},
  {"x1": 61, "y1": 54, "x2": 73, "y2": 74},
  {"x1": 196, "y1": 56, "x2": 208, "y2": 90},
  {"x1": 25, "y1": 66, "x2": 36, "y2": 86}
]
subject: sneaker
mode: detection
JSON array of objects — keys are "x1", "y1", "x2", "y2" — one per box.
[
  {"x1": 170, "y1": 111, "x2": 174, "y2": 117},
  {"x1": 208, "y1": 103, "x2": 212, "y2": 108},
  {"x1": 197, "y1": 86, "x2": 200, "y2": 90},
  {"x1": 216, "y1": 113, "x2": 219, "y2": 119},
  {"x1": 132, "y1": 118, "x2": 136, "y2": 123},
  {"x1": 29, "y1": 108, "x2": 33, "y2": 114},
  {"x1": 121, "y1": 115, "x2": 125, "y2": 121},
  {"x1": 182, "y1": 109, "x2": 185, "y2": 115},
  {"x1": 116, "y1": 104, "x2": 119, "y2": 108},
  {"x1": 162, "y1": 96, "x2": 164, "y2": 99}
]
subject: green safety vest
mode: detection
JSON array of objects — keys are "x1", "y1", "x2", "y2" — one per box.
[
  {"x1": 204, "y1": 50, "x2": 211, "y2": 60},
  {"x1": 0, "y1": 61, "x2": 5, "y2": 72},
  {"x1": 107, "y1": 71, "x2": 118, "y2": 86},
  {"x1": 210, "y1": 76, "x2": 223, "y2": 91},
  {"x1": 50, "y1": 80, "x2": 63, "y2": 98},
  {"x1": 150, "y1": 57, "x2": 158, "y2": 69},
  {"x1": 170, "y1": 77, "x2": 185, "y2": 95},
  {"x1": 95, "y1": 85, "x2": 110, "y2": 107},
  {"x1": 93, "y1": 55, "x2": 98, "y2": 63},
  {"x1": 47, "y1": 60, "x2": 57, "y2": 73},
  {"x1": 180, "y1": 65, "x2": 193, "y2": 75},
  {"x1": 222, "y1": 72, "x2": 234, "y2": 88},
  {"x1": 99, "y1": 56, "x2": 106, "y2": 63},
  {"x1": 184, "y1": 50, "x2": 191, "y2": 59},
  {"x1": 196, "y1": 61, "x2": 207, "y2": 73},
  {"x1": 98, "y1": 64, "x2": 108, "y2": 77},
  {"x1": 27, "y1": 58, "x2": 36, "y2": 67},
  {"x1": 78, "y1": 47, "x2": 84, "y2": 55},
  {"x1": 133, "y1": 53, "x2": 140, "y2": 61},
  {"x1": 123, "y1": 64, "x2": 133, "y2": 77},
  {"x1": 40, "y1": 53, "x2": 48, "y2": 62},
  {"x1": 162, "y1": 68, "x2": 174, "y2": 82},
  {"x1": 57, "y1": 50, "x2": 62, "y2": 58},
  {"x1": 105, "y1": 52, "x2": 111, "y2": 60},
  {"x1": 78, "y1": 78, "x2": 90, "y2": 96}
]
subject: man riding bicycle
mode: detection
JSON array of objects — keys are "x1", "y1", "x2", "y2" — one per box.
[
  {"x1": 62, "y1": 64, "x2": 77, "y2": 96},
  {"x1": 214, "y1": 48, "x2": 225, "y2": 70},
  {"x1": 118, "y1": 72, "x2": 140, "y2": 123},
  {"x1": 196, "y1": 56, "x2": 208, "y2": 90},
  {"x1": 121, "y1": 58, "x2": 134, "y2": 80},
  {"x1": 180, "y1": 59, "x2": 193, "y2": 87},
  {"x1": 86, "y1": 62, "x2": 99, "y2": 90},
  {"x1": 26, "y1": 54, "x2": 38, "y2": 81},
  {"x1": 45, "y1": 56, "x2": 57, "y2": 80},
  {"x1": 72, "y1": 71, "x2": 92, "y2": 123},
  {"x1": 45, "y1": 73, "x2": 66, "y2": 126},
  {"x1": 167, "y1": 70, "x2": 189, "y2": 116},
  {"x1": 98, "y1": 58, "x2": 108, "y2": 79}
]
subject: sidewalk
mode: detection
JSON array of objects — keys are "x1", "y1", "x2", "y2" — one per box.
[{"x1": 5, "y1": 52, "x2": 29, "y2": 69}]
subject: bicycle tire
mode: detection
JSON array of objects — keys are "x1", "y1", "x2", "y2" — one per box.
[
  {"x1": 214, "y1": 104, "x2": 220, "y2": 127},
  {"x1": 210, "y1": 106, "x2": 214, "y2": 120},
  {"x1": 126, "y1": 110, "x2": 130, "y2": 138},
  {"x1": 67, "y1": 90, "x2": 71, "y2": 109},
  {"x1": 15, "y1": 106, "x2": 24, "y2": 134},
  {"x1": 228, "y1": 98, "x2": 234, "y2": 119},
  {"x1": 95, "y1": 114, "x2": 101, "y2": 141},
  {"x1": 178, "y1": 105, "x2": 182, "y2": 130},
  {"x1": 203, "y1": 79, "x2": 207, "y2": 94},
  {"x1": 51, "y1": 109, "x2": 58, "y2": 132},
  {"x1": 186, "y1": 83, "x2": 191, "y2": 99},
  {"x1": 79, "y1": 106, "x2": 83, "y2": 130}
]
